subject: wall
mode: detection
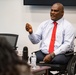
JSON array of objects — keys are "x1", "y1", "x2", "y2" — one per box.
[{"x1": 0, "y1": 0, "x2": 76, "y2": 56}]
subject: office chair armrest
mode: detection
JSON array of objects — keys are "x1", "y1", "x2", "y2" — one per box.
[
  {"x1": 65, "y1": 52, "x2": 74, "y2": 56},
  {"x1": 31, "y1": 50, "x2": 39, "y2": 54}
]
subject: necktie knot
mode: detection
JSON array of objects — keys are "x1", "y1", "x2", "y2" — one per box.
[{"x1": 53, "y1": 21, "x2": 57, "y2": 25}]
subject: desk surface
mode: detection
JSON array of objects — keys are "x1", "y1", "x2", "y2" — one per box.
[{"x1": 31, "y1": 66, "x2": 50, "y2": 72}]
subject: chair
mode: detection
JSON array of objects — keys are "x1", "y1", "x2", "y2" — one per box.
[{"x1": 0, "y1": 33, "x2": 19, "y2": 50}]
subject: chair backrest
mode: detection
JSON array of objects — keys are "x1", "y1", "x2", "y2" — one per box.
[{"x1": 0, "y1": 33, "x2": 19, "y2": 50}]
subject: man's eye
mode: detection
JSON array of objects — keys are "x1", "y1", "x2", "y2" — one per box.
[
  {"x1": 51, "y1": 10, "x2": 53, "y2": 12},
  {"x1": 55, "y1": 10, "x2": 59, "y2": 12},
  {"x1": 51, "y1": 10, "x2": 59, "y2": 12}
]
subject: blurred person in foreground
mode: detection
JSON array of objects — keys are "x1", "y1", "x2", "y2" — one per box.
[
  {"x1": 0, "y1": 37, "x2": 31, "y2": 75},
  {"x1": 25, "y1": 2, "x2": 75, "y2": 75}
]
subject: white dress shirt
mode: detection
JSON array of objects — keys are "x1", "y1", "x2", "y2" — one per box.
[{"x1": 28, "y1": 18, "x2": 75, "y2": 55}]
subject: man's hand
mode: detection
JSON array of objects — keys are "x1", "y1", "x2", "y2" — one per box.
[
  {"x1": 25, "y1": 23, "x2": 33, "y2": 34},
  {"x1": 43, "y1": 54, "x2": 52, "y2": 63},
  {"x1": 43, "y1": 52, "x2": 55, "y2": 63}
]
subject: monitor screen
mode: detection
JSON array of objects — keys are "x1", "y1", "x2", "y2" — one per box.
[
  {"x1": 23, "y1": 0, "x2": 76, "y2": 6},
  {"x1": 0, "y1": 34, "x2": 18, "y2": 50}
]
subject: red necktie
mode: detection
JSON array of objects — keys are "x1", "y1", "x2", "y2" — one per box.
[{"x1": 49, "y1": 22, "x2": 57, "y2": 53}]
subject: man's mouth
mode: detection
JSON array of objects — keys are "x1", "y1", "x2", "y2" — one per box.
[{"x1": 51, "y1": 14, "x2": 55, "y2": 18}]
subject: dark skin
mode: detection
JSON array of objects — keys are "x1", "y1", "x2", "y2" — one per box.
[
  {"x1": 25, "y1": 3, "x2": 64, "y2": 63},
  {"x1": 26, "y1": 23, "x2": 33, "y2": 34},
  {"x1": 50, "y1": 3, "x2": 64, "y2": 21}
]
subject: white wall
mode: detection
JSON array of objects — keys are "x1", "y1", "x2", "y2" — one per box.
[{"x1": 0, "y1": 0, "x2": 76, "y2": 56}]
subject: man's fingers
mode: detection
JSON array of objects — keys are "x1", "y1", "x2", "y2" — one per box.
[
  {"x1": 43, "y1": 54, "x2": 52, "y2": 63},
  {"x1": 25, "y1": 23, "x2": 33, "y2": 34},
  {"x1": 26, "y1": 23, "x2": 31, "y2": 31}
]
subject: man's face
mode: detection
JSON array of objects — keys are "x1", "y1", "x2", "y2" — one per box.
[{"x1": 50, "y1": 4, "x2": 64, "y2": 21}]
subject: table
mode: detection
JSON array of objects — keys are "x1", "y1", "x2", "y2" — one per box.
[
  {"x1": 31, "y1": 66, "x2": 51, "y2": 75},
  {"x1": 18, "y1": 55, "x2": 51, "y2": 75}
]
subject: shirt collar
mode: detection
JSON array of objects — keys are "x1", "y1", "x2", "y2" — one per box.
[
  {"x1": 56, "y1": 17, "x2": 64, "y2": 25},
  {"x1": 50, "y1": 17, "x2": 64, "y2": 25}
]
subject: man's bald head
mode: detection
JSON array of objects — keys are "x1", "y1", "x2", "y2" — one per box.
[{"x1": 50, "y1": 3, "x2": 64, "y2": 21}]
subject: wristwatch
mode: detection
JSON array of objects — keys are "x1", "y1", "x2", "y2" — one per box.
[{"x1": 51, "y1": 53, "x2": 55, "y2": 59}]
